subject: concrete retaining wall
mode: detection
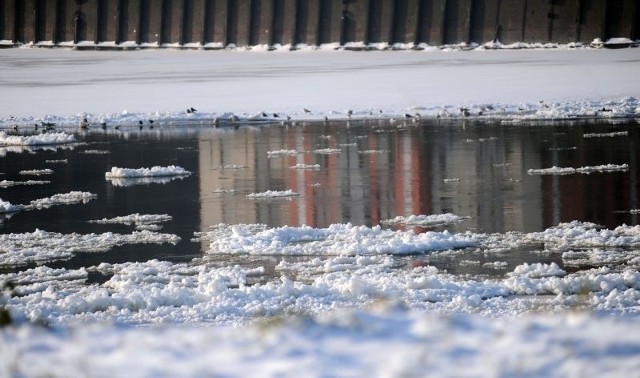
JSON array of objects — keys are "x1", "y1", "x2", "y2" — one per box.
[{"x1": 0, "y1": 0, "x2": 637, "y2": 48}]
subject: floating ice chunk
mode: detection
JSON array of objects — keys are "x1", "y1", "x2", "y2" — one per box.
[
  {"x1": 219, "y1": 164, "x2": 248, "y2": 170},
  {"x1": 358, "y1": 150, "x2": 388, "y2": 154},
  {"x1": 289, "y1": 164, "x2": 320, "y2": 170},
  {"x1": 81, "y1": 149, "x2": 110, "y2": 155},
  {"x1": 19, "y1": 169, "x2": 54, "y2": 176},
  {"x1": 267, "y1": 149, "x2": 300, "y2": 157},
  {"x1": 527, "y1": 164, "x2": 629, "y2": 175},
  {"x1": 23, "y1": 191, "x2": 96, "y2": 210},
  {"x1": 381, "y1": 213, "x2": 470, "y2": 227},
  {"x1": 0, "y1": 131, "x2": 75, "y2": 146},
  {"x1": 105, "y1": 165, "x2": 191, "y2": 179},
  {"x1": 0, "y1": 199, "x2": 22, "y2": 214},
  {"x1": 313, "y1": 148, "x2": 342, "y2": 154},
  {"x1": 246, "y1": 190, "x2": 300, "y2": 198},
  {"x1": 89, "y1": 213, "x2": 172, "y2": 230},
  {"x1": 508, "y1": 262, "x2": 566, "y2": 278},
  {"x1": 107, "y1": 176, "x2": 188, "y2": 187},
  {"x1": 0, "y1": 180, "x2": 50, "y2": 188},
  {"x1": 0, "y1": 229, "x2": 180, "y2": 267},
  {"x1": 198, "y1": 223, "x2": 476, "y2": 256},
  {"x1": 583, "y1": 131, "x2": 628, "y2": 138}
]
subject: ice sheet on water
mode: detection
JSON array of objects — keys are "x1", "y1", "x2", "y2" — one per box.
[
  {"x1": 196, "y1": 223, "x2": 476, "y2": 256},
  {"x1": 0, "y1": 199, "x2": 21, "y2": 214},
  {"x1": 527, "y1": 164, "x2": 629, "y2": 175},
  {"x1": 18, "y1": 169, "x2": 54, "y2": 176},
  {"x1": 267, "y1": 149, "x2": 300, "y2": 157},
  {"x1": 89, "y1": 213, "x2": 172, "y2": 230},
  {"x1": 0, "y1": 131, "x2": 75, "y2": 146},
  {"x1": 105, "y1": 165, "x2": 191, "y2": 178},
  {"x1": 0, "y1": 180, "x2": 50, "y2": 188},
  {"x1": 107, "y1": 176, "x2": 188, "y2": 187},
  {"x1": 289, "y1": 164, "x2": 320, "y2": 170},
  {"x1": 246, "y1": 190, "x2": 300, "y2": 199},
  {"x1": 0, "y1": 229, "x2": 180, "y2": 267},
  {"x1": 23, "y1": 191, "x2": 96, "y2": 210},
  {"x1": 381, "y1": 213, "x2": 470, "y2": 227}
]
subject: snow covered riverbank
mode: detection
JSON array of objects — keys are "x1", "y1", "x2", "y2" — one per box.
[{"x1": 0, "y1": 48, "x2": 639, "y2": 128}]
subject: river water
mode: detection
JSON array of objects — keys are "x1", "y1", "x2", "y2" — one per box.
[{"x1": 1, "y1": 118, "x2": 638, "y2": 278}]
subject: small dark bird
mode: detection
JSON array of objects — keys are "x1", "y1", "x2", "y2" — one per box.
[
  {"x1": 262, "y1": 112, "x2": 268, "y2": 117},
  {"x1": 459, "y1": 107, "x2": 470, "y2": 117},
  {"x1": 79, "y1": 117, "x2": 89, "y2": 129},
  {"x1": 12, "y1": 124, "x2": 18, "y2": 131},
  {"x1": 101, "y1": 122, "x2": 107, "y2": 130},
  {"x1": 303, "y1": 108, "x2": 311, "y2": 113},
  {"x1": 114, "y1": 125, "x2": 121, "y2": 130},
  {"x1": 149, "y1": 119, "x2": 154, "y2": 124},
  {"x1": 187, "y1": 107, "x2": 197, "y2": 114},
  {"x1": 273, "y1": 113, "x2": 280, "y2": 118},
  {"x1": 404, "y1": 113, "x2": 413, "y2": 119}
]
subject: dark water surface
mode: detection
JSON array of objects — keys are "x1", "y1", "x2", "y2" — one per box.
[{"x1": 1, "y1": 119, "x2": 639, "y2": 277}]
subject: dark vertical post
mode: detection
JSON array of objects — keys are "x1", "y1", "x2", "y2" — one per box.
[
  {"x1": 83, "y1": 0, "x2": 99, "y2": 44},
  {"x1": 346, "y1": 0, "x2": 369, "y2": 44},
  {"x1": 18, "y1": 0, "x2": 37, "y2": 44},
  {"x1": 468, "y1": 0, "x2": 501, "y2": 44},
  {"x1": 1, "y1": 0, "x2": 16, "y2": 43},
  {"x1": 497, "y1": 0, "x2": 526, "y2": 43},
  {"x1": 295, "y1": 0, "x2": 319, "y2": 45},
  {"x1": 549, "y1": 0, "x2": 580, "y2": 43},
  {"x1": 318, "y1": 0, "x2": 341, "y2": 45},
  {"x1": 415, "y1": 0, "x2": 447, "y2": 45},
  {"x1": 188, "y1": 0, "x2": 206, "y2": 45},
  {"x1": 250, "y1": 0, "x2": 274, "y2": 45},
  {"x1": 143, "y1": 0, "x2": 162, "y2": 45},
  {"x1": 522, "y1": 0, "x2": 547, "y2": 42},
  {"x1": 229, "y1": 0, "x2": 251, "y2": 46},
  {"x1": 442, "y1": 0, "x2": 472, "y2": 44},
  {"x1": 575, "y1": 0, "x2": 604, "y2": 42},
  {"x1": 57, "y1": 0, "x2": 74, "y2": 44},
  {"x1": 211, "y1": 0, "x2": 227, "y2": 46},
  {"x1": 272, "y1": 0, "x2": 295, "y2": 46}
]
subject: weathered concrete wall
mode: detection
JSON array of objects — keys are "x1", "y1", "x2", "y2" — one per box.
[{"x1": 0, "y1": 0, "x2": 637, "y2": 48}]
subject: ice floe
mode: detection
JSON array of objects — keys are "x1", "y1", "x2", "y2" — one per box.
[
  {"x1": 0, "y1": 180, "x2": 50, "y2": 188},
  {"x1": 89, "y1": 213, "x2": 172, "y2": 231},
  {"x1": 381, "y1": 213, "x2": 470, "y2": 227},
  {"x1": 18, "y1": 169, "x2": 53, "y2": 176},
  {"x1": 196, "y1": 223, "x2": 476, "y2": 256},
  {"x1": 105, "y1": 165, "x2": 191, "y2": 179},
  {"x1": 0, "y1": 229, "x2": 180, "y2": 267},
  {"x1": 267, "y1": 149, "x2": 300, "y2": 157},
  {"x1": 0, "y1": 132, "x2": 75, "y2": 146},
  {"x1": 23, "y1": 191, "x2": 96, "y2": 210},
  {"x1": 246, "y1": 190, "x2": 300, "y2": 199},
  {"x1": 527, "y1": 164, "x2": 629, "y2": 175},
  {"x1": 289, "y1": 164, "x2": 320, "y2": 170},
  {"x1": 0, "y1": 199, "x2": 21, "y2": 214}
]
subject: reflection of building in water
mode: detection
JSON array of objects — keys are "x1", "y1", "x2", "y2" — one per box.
[
  {"x1": 537, "y1": 126, "x2": 640, "y2": 229},
  {"x1": 199, "y1": 122, "x2": 640, "y2": 235}
]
